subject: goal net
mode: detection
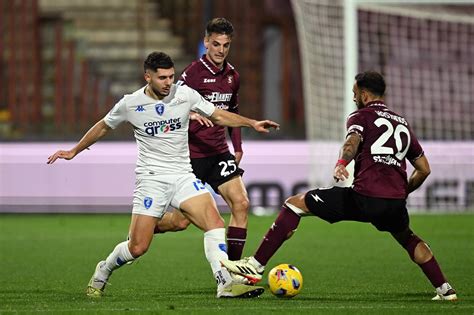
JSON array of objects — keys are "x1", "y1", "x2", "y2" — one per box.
[
  {"x1": 292, "y1": 0, "x2": 474, "y2": 141},
  {"x1": 292, "y1": 0, "x2": 474, "y2": 210}
]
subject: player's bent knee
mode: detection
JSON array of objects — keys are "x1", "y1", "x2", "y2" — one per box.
[
  {"x1": 285, "y1": 196, "x2": 311, "y2": 217},
  {"x1": 231, "y1": 197, "x2": 249, "y2": 220},
  {"x1": 175, "y1": 217, "x2": 191, "y2": 231},
  {"x1": 231, "y1": 196, "x2": 250, "y2": 214},
  {"x1": 238, "y1": 197, "x2": 250, "y2": 212},
  {"x1": 128, "y1": 243, "x2": 149, "y2": 257},
  {"x1": 413, "y1": 242, "x2": 433, "y2": 264}
]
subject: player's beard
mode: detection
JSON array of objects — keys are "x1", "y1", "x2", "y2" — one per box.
[
  {"x1": 150, "y1": 84, "x2": 170, "y2": 98},
  {"x1": 355, "y1": 96, "x2": 365, "y2": 109}
]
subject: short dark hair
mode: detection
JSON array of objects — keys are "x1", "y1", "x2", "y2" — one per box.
[
  {"x1": 205, "y1": 17, "x2": 234, "y2": 38},
  {"x1": 144, "y1": 52, "x2": 174, "y2": 72},
  {"x1": 355, "y1": 71, "x2": 386, "y2": 97}
]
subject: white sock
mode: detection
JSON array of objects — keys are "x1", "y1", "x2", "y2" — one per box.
[
  {"x1": 204, "y1": 228, "x2": 229, "y2": 273},
  {"x1": 214, "y1": 268, "x2": 233, "y2": 290},
  {"x1": 204, "y1": 228, "x2": 232, "y2": 288},
  {"x1": 102, "y1": 241, "x2": 135, "y2": 275}
]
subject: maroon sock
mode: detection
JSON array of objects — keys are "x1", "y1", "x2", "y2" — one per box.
[
  {"x1": 226, "y1": 226, "x2": 247, "y2": 260},
  {"x1": 254, "y1": 205, "x2": 301, "y2": 266},
  {"x1": 419, "y1": 256, "x2": 447, "y2": 288},
  {"x1": 404, "y1": 234, "x2": 446, "y2": 288}
]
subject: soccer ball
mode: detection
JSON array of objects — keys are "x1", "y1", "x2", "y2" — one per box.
[{"x1": 268, "y1": 264, "x2": 303, "y2": 298}]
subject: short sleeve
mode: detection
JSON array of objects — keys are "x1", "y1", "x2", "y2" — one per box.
[
  {"x1": 188, "y1": 87, "x2": 215, "y2": 117},
  {"x1": 104, "y1": 97, "x2": 127, "y2": 129},
  {"x1": 346, "y1": 111, "x2": 365, "y2": 141},
  {"x1": 406, "y1": 127, "x2": 424, "y2": 162}
]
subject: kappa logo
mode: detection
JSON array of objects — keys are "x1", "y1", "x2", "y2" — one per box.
[
  {"x1": 203, "y1": 78, "x2": 216, "y2": 83},
  {"x1": 227, "y1": 75, "x2": 233, "y2": 84},
  {"x1": 135, "y1": 105, "x2": 145, "y2": 112}
]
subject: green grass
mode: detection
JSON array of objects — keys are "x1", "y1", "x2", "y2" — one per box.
[{"x1": 0, "y1": 213, "x2": 473, "y2": 314}]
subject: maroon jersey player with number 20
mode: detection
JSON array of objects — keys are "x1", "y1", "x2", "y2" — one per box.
[{"x1": 221, "y1": 71, "x2": 457, "y2": 301}]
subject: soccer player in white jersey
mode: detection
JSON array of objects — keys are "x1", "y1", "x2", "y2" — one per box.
[{"x1": 47, "y1": 52, "x2": 279, "y2": 298}]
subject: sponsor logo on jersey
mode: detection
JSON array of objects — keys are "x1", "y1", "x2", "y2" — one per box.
[
  {"x1": 155, "y1": 103, "x2": 165, "y2": 116},
  {"x1": 144, "y1": 118, "x2": 182, "y2": 136},
  {"x1": 144, "y1": 197, "x2": 153, "y2": 209},
  {"x1": 373, "y1": 155, "x2": 401, "y2": 167},
  {"x1": 205, "y1": 92, "x2": 232, "y2": 103},
  {"x1": 135, "y1": 105, "x2": 146, "y2": 112},
  {"x1": 203, "y1": 78, "x2": 216, "y2": 83},
  {"x1": 216, "y1": 103, "x2": 229, "y2": 110}
]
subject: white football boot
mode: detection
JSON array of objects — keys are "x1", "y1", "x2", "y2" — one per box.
[
  {"x1": 221, "y1": 256, "x2": 264, "y2": 284},
  {"x1": 432, "y1": 282, "x2": 457, "y2": 301},
  {"x1": 215, "y1": 268, "x2": 264, "y2": 298},
  {"x1": 230, "y1": 272, "x2": 251, "y2": 285},
  {"x1": 86, "y1": 261, "x2": 109, "y2": 297}
]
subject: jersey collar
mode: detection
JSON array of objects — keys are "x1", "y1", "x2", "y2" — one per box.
[
  {"x1": 199, "y1": 54, "x2": 234, "y2": 75},
  {"x1": 366, "y1": 100, "x2": 386, "y2": 108}
]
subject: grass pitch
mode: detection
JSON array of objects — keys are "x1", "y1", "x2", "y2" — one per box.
[{"x1": 0, "y1": 213, "x2": 473, "y2": 314}]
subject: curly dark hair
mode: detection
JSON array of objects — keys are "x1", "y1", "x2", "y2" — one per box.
[
  {"x1": 143, "y1": 52, "x2": 174, "y2": 72},
  {"x1": 205, "y1": 17, "x2": 234, "y2": 38},
  {"x1": 355, "y1": 71, "x2": 386, "y2": 97}
]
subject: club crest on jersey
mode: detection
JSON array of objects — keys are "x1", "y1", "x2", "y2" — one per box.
[
  {"x1": 155, "y1": 103, "x2": 165, "y2": 116},
  {"x1": 144, "y1": 197, "x2": 153, "y2": 209}
]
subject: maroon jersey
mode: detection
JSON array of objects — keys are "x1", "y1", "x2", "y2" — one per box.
[
  {"x1": 178, "y1": 55, "x2": 241, "y2": 158},
  {"x1": 346, "y1": 101, "x2": 424, "y2": 199}
]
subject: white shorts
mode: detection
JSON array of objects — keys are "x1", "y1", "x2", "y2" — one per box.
[{"x1": 132, "y1": 173, "x2": 210, "y2": 218}]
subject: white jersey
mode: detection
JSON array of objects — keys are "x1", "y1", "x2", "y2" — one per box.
[{"x1": 104, "y1": 84, "x2": 215, "y2": 175}]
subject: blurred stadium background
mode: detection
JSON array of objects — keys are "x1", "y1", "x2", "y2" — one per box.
[{"x1": 0, "y1": 0, "x2": 473, "y2": 213}]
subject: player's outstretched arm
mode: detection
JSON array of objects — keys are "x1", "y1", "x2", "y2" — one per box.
[
  {"x1": 190, "y1": 111, "x2": 214, "y2": 127},
  {"x1": 333, "y1": 133, "x2": 361, "y2": 182},
  {"x1": 407, "y1": 155, "x2": 431, "y2": 195},
  {"x1": 209, "y1": 108, "x2": 279, "y2": 133},
  {"x1": 47, "y1": 119, "x2": 111, "y2": 164}
]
